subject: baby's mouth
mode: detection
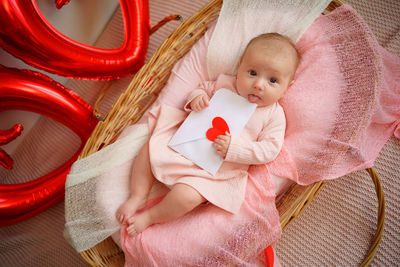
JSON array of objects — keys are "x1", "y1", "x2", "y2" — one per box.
[{"x1": 247, "y1": 94, "x2": 260, "y2": 103}]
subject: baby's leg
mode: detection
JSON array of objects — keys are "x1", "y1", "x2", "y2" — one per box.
[
  {"x1": 126, "y1": 183, "x2": 206, "y2": 235},
  {"x1": 116, "y1": 141, "x2": 154, "y2": 224}
]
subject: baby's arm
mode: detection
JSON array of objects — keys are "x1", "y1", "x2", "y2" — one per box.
[
  {"x1": 190, "y1": 93, "x2": 209, "y2": 111},
  {"x1": 225, "y1": 106, "x2": 286, "y2": 165},
  {"x1": 184, "y1": 80, "x2": 216, "y2": 112}
]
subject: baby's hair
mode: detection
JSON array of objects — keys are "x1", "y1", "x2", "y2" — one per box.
[{"x1": 245, "y1": 33, "x2": 301, "y2": 68}]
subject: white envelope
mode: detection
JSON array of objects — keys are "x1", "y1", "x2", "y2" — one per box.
[{"x1": 168, "y1": 88, "x2": 257, "y2": 175}]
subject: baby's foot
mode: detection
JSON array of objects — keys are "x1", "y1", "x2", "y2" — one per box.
[
  {"x1": 116, "y1": 195, "x2": 147, "y2": 224},
  {"x1": 126, "y1": 212, "x2": 152, "y2": 236}
]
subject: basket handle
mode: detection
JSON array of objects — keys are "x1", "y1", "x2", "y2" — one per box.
[
  {"x1": 360, "y1": 167, "x2": 385, "y2": 266},
  {"x1": 276, "y1": 167, "x2": 385, "y2": 266}
]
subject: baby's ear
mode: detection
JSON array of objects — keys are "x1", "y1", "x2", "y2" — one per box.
[{"x1": 238, "y1": 57, "x2": 243, "y2": 66}]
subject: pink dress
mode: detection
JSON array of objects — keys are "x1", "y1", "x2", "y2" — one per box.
[{"x1": 147, "y1": 74, "x2": 286, "y2": 213}]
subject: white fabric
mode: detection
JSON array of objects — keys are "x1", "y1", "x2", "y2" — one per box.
[
  {"x1": 207, "y1": 0, "x2": 331, "y2": 80},
  {"x1": 66, "y1": 124, "x2": 149, "y2": 187},
  {"x1": 64, "y1": 124, "x2": 149, "y2": 252}
]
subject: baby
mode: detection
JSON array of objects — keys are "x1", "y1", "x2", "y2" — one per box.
[{"x1": 116, "y1": 33, "x2": 300, "y2": 236}]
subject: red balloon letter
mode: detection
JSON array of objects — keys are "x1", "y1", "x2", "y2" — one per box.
[
  {"x1": 0, "y1": 0, "x2": 150, "y2": 80},
  {"x1": 0, "y1": 65, "x2": 98, "y2": 226}
]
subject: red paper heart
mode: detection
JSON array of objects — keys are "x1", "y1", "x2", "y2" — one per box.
[{"x1": 206, "y1": 117, "x2": 230, "y2": 141}]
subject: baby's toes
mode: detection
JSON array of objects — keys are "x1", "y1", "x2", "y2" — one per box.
[
  {"x1": 127, "y1": 223, "x2": 137, "y2": 236},
  {"x1": 116, "y1": 213, "x2": 124, "y2": 224},
  {"x1": 127, "y1": 217, "x2": 135, "y2": 225}
]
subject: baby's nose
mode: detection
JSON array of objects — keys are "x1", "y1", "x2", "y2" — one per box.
[{"x1": 253, "y1": 79, "x2": 264, "y2": 91}]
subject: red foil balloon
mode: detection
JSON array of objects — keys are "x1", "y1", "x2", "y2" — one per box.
[
  {"x1": 0, "y1": 65, "x2": 98, "y2": 226},
  {"x1": 0, "y1": 124, "x2": 23, "y2": 170},
  {"x1": 0, "y1": 124, "x2": 23, "y2": 146},
  {"x1": 0, "y1": 0, "x2": 150, "y2": 80},
  {"x1": 54, "y1": 0, "x2": 70, "y2": 9},
  {"x1": 0, "y1": 148, "x2": 14, "y2": 170}
]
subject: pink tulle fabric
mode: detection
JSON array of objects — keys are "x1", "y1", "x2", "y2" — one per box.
[
  {"x1": 121, "y1": 165, "x2": 280, "y2": 266},
  {"x1": 269, "y1": 5, "x2": 400, "y2": 185},
  {"x1": 121, "y1": 5, "x2": 399, "y2": 266}
]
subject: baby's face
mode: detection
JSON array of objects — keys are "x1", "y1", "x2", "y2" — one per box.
[{"x1": 236, "y1": 39, "x2": 298, "y2": 107}]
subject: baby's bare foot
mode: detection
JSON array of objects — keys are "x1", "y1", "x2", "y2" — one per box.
[
  {"x1": 126, "y1": 212, "x2": 152, "y2": 236},
  {"x1": 116, "y1": 195, "x2": 147, "y2": 224}
]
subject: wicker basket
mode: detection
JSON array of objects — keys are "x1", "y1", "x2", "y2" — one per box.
[{"x1": 77, "y1": 0, "x2": 384, "y2": 265}]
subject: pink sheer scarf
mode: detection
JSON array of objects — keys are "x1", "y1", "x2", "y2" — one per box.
[{"x1": 269, "y1": 5, "x2": 400, "y2": 185}]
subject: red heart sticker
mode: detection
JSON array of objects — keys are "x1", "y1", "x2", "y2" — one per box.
[{"x1": 206, "y1": 117, "x2": 230, "y2": 141}]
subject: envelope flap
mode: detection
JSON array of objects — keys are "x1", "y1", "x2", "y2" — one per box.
[
  {"x1": 209, "y1": 89, "x2": 257, "y2": 135},
  {"x1": 168, "y1": 110, "x2": 210, "y2": 145}
]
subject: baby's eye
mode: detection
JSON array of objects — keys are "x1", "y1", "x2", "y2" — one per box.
[
  {"x1": 269, "y1": 78, "x2": 277, "y2": 83},
  {"x1": 248, "y1": 70, "x2": 257, "y2": 76}
]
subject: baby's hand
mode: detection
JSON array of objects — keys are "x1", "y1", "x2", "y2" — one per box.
[
  {"x1": 190, "y1": 94, "x2": 209, "y2": 112},
  {"x1": 213, "y1": 133, "x2": 231, "y2": 159}
]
